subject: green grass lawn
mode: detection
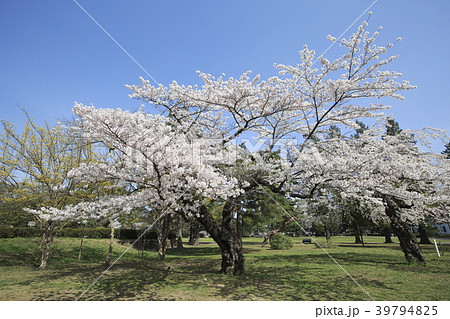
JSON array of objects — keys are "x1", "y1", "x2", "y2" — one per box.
[{"x1": 0, "y1": 236, "x2": 448, "y2": 301}]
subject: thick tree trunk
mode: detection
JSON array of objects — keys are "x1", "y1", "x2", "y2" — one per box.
[
  {"x1": 39, "y1": 228, "x2": 53, "y2": 270},
  {"x1": 189, "y1": 221, "x2": 200, "y2": 246},
  {"x1": 418, "y1": 223, "x2": 432, "y2": 244},
  {"x1": 104, "y1": 218, "x2": 115, "y2": 266},
  {"x1": 383, "y1": 196, "x2": 425, "y2": 263},
  {"x1": 196, "y1": 203, "x2": 244, "y2": 275},
  {"x1": 157, "y1": 214, "x2": 171, "y2": 261},
  {"x1": 219, "y1": 201, "x2": 244, "y2": 274}
]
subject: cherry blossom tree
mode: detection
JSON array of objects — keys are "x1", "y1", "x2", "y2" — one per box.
[
  {"x1": 25, "y1": 206, "x2": 83, "y2": 269},
  {"x1": 71, "y1": 19, "x2": 431, "y2": 273},
  {"x1": 70, "y1": 105, "x2": 241, "y2": 262},
  {"x1": 288, "y1": 123, "x2": 449, "y2": 263}
]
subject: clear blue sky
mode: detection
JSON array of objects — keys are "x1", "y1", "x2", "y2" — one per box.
[{"x1": 1, "y1": 0, "x2": 449, "y2": 150}]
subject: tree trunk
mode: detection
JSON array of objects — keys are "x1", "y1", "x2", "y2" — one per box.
[
  {"x1": 104, "y1": 218, "x2": 115, "y2": 266},
  {"x1": 177, "y1": 216, "x2": 184, "y2": 249},
  {"x1": 196, "y1": 203, "x2": 244, "y2": 275},
  {"x1": 236, "y1": 208, "x2": 243, "y2": 252},
  {"x1": 353, "y1": 221, "x2": 363, "y2": 244},
  {"x1": 189, "y1": 221, "x2": 200, "y2": 246},
  {"x1": 261, "y1": 230, "x2": 277, "y2": 247},
  {"x1": 382, "y1": 225, "x2": 393, "y2": 243},
  {"x1": 325, "y1": 227, "x2": 332, "y2": 248},
  {"x1": 137, "y1": 229, "x2": 145, "y2": 258},
  {"x1": 261, "y1": 215, "x2": 295, "y2": 247},
  {"x1": 357, "y1": 224, "x2": 365, "y2": 247},
  {"x1": 384, "y1": 233, "x2": 393, "y2": 243},
  {"x1": 219, "y1": 201, "x2": 244, "y2": 274},
  {"x1": 39, "y1": 228, "x2": 53, "y2": 270},
  {"x1": 78, "y1": 232, "x2": 84, "y2": 261},
  {"x1": 383, "y1": 196, "x2": 425, "y2": 263},
  {"x1": 157, "y1": 214, "x2": 171, "y2": 261},
  {"x1": 354, "y1": 233, "x2": 363, "y2": 244},
  {"x1": 418, "y1": 223, "x2": 432, "y2": 244}
]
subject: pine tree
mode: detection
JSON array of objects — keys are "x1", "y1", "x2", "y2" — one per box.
[
  {"x1": 442, "y1": 142, "x2": 450, "y2": 159},
  {"x1": 385, "y1": 118, "x2": 402, "y2": 136}
]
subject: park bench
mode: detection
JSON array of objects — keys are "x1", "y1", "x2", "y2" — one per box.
[{"x1": 302, "y1": 238, "x2": 312, "y2": 244}]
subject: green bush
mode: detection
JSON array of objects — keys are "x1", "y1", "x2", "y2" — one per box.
[
  {"x1": 118, "y1": 229, "x2": 158, "y2": 240},
  {"x1": 0, "y1": 227, "x2": 160, "y2": 239},
  {"x1": 270, "y1": 233, "x2": 294, "y2": 250},
  {"x1": 0, "y1": 227, "x2": 41, "y2": 238},
  {"x1": 57, "y1": 227, "x2": 112, "y2": 238},
  {"x1": 0, "y1": 227, "x2": 114, "y2": 238}
]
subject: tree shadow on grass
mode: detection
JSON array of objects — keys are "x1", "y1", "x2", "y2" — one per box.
[
  {"x1": 4, "y1": 237, "x2": 447, "y2": 301},
  {"x1": 32, "y1": 247, "x2": 416, "y2": 300},
  {"x1": 166, "y1": 246, "x2": 260, "y2": 258},
  {"x1": 203, "y1": 250, "x2": 439, "y2": 300},
  {"x1": 30, "y1": 260, "x2": 166, "y2": 300},
  {"x1": 205, "y1": 263, "x2": 390, "y2": 301},
  {"x1": 337, "y1": 244, "x2": 400, "y2": 248},
  {"x1": 250, "y1": 250, "x2": 430, "y2": 269},
  {"x1": 30, "y1": 256, "x2": 224, "y2": 301},
  {"x1": 0, "y1": 250, "x2": 41, "y2": 267},
  {"x1": 165, "y1": 246, "x2": 221, "y2": 257}
]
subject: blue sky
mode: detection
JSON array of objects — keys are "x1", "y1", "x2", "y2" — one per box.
[{"x1": 1, "y1": 0, "x2": 449, "y2": 150}]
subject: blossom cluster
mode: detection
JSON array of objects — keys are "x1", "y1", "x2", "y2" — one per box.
[{"x1": 41, "y1": 20, "x2": 448, "y2": 227}]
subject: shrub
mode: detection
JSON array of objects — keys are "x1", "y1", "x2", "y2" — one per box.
[
  {"x1": 0, "y1": 227, "x2": 41, "y2": 238},
  {"x1": 118, "y1": 229, "x2": 158, "y2": 240},
  {"x1": 0, "y1": 227, "x2": 114, "y2": 238},
  {"x1": 0, "y1": 227, "x2": 160, "y2": 239},
  {"x1": 270, "y1": 233, "x2": 294, "y2": 250},
  {"x1": 57, "y1": 227, "x2": 112, "y2": 238}
]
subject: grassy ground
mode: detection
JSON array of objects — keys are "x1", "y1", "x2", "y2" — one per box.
[{"x1": 0, "y1": 236, "x2": 448, "y2": 301}]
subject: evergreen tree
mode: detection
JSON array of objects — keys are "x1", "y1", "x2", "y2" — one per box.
[
  {"x1": 385, "y1": 117, "x2": 402, "y2": 136},
  {"x1": 442, "y1": 142, "x2": 450, "y2": 159}
]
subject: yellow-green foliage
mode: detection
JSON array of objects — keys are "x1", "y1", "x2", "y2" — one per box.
[{"x1": 0, "y1": 111, "x2": 102, "y2": 212}]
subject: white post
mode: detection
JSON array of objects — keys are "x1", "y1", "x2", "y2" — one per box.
[{"x1": 433, "y1": 239, "x2": 441, "y2": 257}]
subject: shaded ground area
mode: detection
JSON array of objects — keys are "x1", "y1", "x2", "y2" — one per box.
[{"x1": 0, "y1": 236, "x2": 449, "y2": 301}]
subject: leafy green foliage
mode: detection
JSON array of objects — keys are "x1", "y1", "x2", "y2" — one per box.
[
  {"x1": 0, "y1": 227, "x2": 41, "y2": 238},
  {"x1": 118, "y1": 229, "x2": 158, "y2": 240},
  {"x1": 270, "y1": 233, "x2": 294, "y2": 250},
  {"x1": 242, "y1": 187, "x2": 296, "y2": 236},
  {"x1": 0, "y1": 227, "x2": 160, "y2": 239},
  {"x1": 0, "y1": 201, "x2": 34, "y2": 227}
]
